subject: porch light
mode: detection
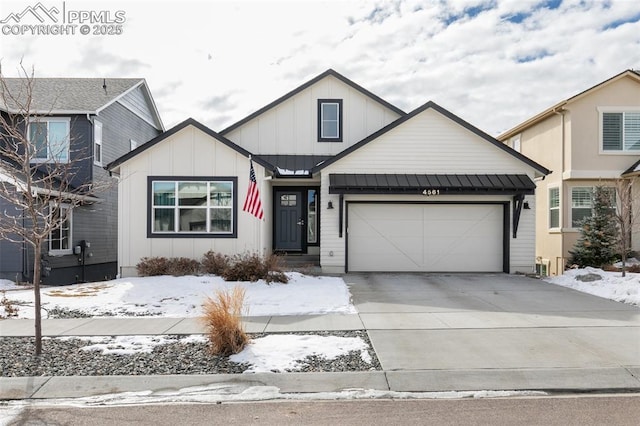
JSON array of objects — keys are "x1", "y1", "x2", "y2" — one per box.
[{"x1": 327, "y1": 201, "x2": 334, "y2": 209}]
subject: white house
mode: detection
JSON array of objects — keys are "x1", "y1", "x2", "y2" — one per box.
[{"x1": 108, "y1": 70, "x2": 549, "y2": 276}]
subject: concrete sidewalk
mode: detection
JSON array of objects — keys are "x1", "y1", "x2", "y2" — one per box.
[{"x1": 2, "y1": 273, "x2": 640, "y2": 400}]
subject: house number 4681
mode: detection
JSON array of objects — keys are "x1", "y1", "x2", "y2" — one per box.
[{"x1": 423, "y1": 189, "x2": 440, "y2": 196}]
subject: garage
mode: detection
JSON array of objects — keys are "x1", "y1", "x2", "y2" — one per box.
[{"x1": 347, "y1": 203, "x2": 506, "y2": 272}]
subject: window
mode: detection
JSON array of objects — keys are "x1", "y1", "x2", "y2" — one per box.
[
  {"x1": 149, "y1": 177, "x2": 237, "y2": 237},
  {"x1": 549, "y1": 187, "x2": 560, "y2": 228},
  {"x1": 28, "y1": 118, "x2": 70, "y2": 162},
  {"x1": 601, "y1": 110, "x2": 640, "y2": 152},
  {"x1": 49, "y1": 203, "x2": 72, "y2": 255},
  {"x1": 571, "y1": 186, "x2": 615, "y2": 227},
  {"x1": 308, "y1": 189, "x2": 317, "y2": 244},
  {"x1": 94, "y1": 120, "x2": 102, "y2": 166},
  {"x1": 318, "y1": 99, "x2": 343, "y2": 142},
  {"x1": 510, "y1": 135, "x2": 521, "y2": 153}
]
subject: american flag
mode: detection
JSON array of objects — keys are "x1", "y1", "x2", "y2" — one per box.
[{"x1": 243, "y1": 159, "x2": 264, "y2": 220}]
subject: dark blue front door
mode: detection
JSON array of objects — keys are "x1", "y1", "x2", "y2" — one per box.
[{"x1": 274, "y1": 190, "x2": 303, "y2": 251}]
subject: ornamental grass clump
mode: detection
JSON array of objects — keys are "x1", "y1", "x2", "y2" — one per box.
[{"x1": 201, "y1": 286, "x2": 249, "y2": 356}]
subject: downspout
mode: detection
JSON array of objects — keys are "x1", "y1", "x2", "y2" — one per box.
[{"x1": 554, "y1": 106, "x2": 567, "y2": 274}]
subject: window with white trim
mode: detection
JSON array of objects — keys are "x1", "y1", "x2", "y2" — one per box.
[
  {"x1": 318, "y1": 99, "x2": 343, "y2": 142},
  {"x1": 150, "y1": 178, "x2": 237, "y2": 236},
  {"x1": 49, "y1": 203, "x2": 72, "y2": 255},
  {"x1": 510, "y1": 135, "x2": 521, "y2": 153},
  {"x1": 28, "y1": 118, "x2": 70, "y2": 162},
  {"x1": 549, "y1": 187, "x2": 560, "y2": 228},
  {"x1": 601, "y1": 110, "x2": 640, "y2": 152},
  {"x1": 571, "y1": 186, "x2": 616, "y2": 228},
  {"x1": 94, "y1": 120, "x2": 103, "y2": 166}
]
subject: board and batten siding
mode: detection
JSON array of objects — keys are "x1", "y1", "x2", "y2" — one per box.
[
  {"x1": 117, "y1": 125, "x2": 264, "y2": 277},
  {"x1": 319, "y1": 108, "x2": 540, "y2": 274},
  {"x1": 223, "y1": 75, "x2": 402, "y2": 156}
]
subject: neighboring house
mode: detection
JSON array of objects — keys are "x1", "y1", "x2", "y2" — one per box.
[
  {"x1": 108, "y1": 69, "x2": 549, "y2": 277},
  {"x1": 0, "y1": 78, "x2": 163, "y2": 284},
  {"x1": 498, "y1": 69, "x2": 640, "y2": 276}
]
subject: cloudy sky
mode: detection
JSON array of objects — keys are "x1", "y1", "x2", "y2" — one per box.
[{"x1": 1, "y1": 0, "x2": 639, "y2": 136}]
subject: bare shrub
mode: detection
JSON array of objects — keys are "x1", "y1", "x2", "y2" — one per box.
[
  {"x1": 627, "y1": 264, "x2": 640, "y2": 273},
  {"x1": 201, "y1": 251, "x2": 231, "y2": 276},
  {"x1": 1, "y1": 291, "x2": 19, "y2": 318},
  {"x1": 602, "y1": 264, "x2": 619, "y2": 272},
  {"x1": 221, "y1": 252, "x2": 288, "y2": 283},
  {"x1": 263, "y1": 253, "x2": 288, "y2": 283},
  {"x1": 222, "y1": 253, "x2": 265, "y2": 282},
  {"x1": 201, "y1": 286, "x2": 248, "y2": 356},
  {"x1": 167, "y1": 257, "x2": 201, "y2": 276},
  {"x1": 136, "y1": 257, "x2": 170, "y2": 276}
]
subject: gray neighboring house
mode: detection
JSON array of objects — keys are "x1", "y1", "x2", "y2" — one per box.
[{"x1": 0, "y1": 78, "x2": 163, "y2": 284}]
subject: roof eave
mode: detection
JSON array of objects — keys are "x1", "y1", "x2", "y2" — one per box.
[{"x1": 499, "y1": 69, "x2": 640, "y2": 140}]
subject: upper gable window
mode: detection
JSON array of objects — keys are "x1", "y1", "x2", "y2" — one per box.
[
  {"x1": 318, "y1": 99, "x2": 343, "y2": 142},
  {"x1": 601, "y1": 110, "x2": 640, "y2": 152},
  {"x1": 28, "y1": 118, "x2": 70, "y2": 163}
]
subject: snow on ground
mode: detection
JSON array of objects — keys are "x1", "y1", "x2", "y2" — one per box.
[
  {"x1": 229, "y1": 334, "x2": 371, "y2": 373},
  {"x1": 50, "y1": 333, "x2": 371, "y2": 373},
  {"x1": 543, "y1": 267, "x2": 640, "y2": 306},
  {"x1": 0, "y1": 279, "x2": 21, "y2": 291},
  {"x1": 3, "y1": 272, "x2": 357, "y2": 319}
]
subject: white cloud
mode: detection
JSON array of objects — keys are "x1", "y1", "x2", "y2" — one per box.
[{"x1": 1, "y1": 0, "x2": 639, "y2": 135}]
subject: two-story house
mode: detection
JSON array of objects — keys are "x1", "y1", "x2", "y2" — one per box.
[
  {"x1": 0, "y1": 78, "x2": 163, "y2": 285},
  {"x1": 108, "y1": 69, "x2": 548, "y2": 276},
  {"x1": 498, "y1": 69, "x2": 640, "y2": 276}
]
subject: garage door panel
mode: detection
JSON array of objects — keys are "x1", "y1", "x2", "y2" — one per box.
[{"x1": 348, "y1": 203, "x2": 503, "y2": 272}]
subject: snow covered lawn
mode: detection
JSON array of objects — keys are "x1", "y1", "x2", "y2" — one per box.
[
  {"x1": 2, "y1": 272, "x2": 356, "y2": 319},
  {"x1": 543, "y1": 267, "x2": 640, "y2": 306}
]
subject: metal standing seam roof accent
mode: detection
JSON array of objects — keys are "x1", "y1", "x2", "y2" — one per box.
[{"x1": 329, "y1": 173, "x2": 536, "y2": 194}]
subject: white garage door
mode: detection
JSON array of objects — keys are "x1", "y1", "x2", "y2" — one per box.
[{"x1": 347, "y1": 203, "x2": 504, "y2": 272}]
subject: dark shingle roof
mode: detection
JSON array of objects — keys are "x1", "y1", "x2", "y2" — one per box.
[{"x1": 0, "y1": 78, "x2": 143, "y2": 113}]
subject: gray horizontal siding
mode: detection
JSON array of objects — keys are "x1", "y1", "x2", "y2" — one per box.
[{"x1": 117, "y1": 85, "x2": 159, "y2": 128}]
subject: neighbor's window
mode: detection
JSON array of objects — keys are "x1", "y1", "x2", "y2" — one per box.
[
  {"x1": 94, "y1": 120, "x2": 103, "y2": 166},
  {"x1": 318, "y1": 99, "x2": 343, "y2": 142},
  {"x1": 510, "y1": 135, "x2": 521, "y2": 153},
  {"x1": 150, "y1": 178, "x2": 236, "y2": 236},
  {"x1": 601, "y1": 111, "x2": 640, "y2": 152},
  {"x1": 571, "y1": 186, "x2": 616, "y2": 227},
  {"x1": 49, "y1": 203, "x2": 72, "y2": 255},
  {"x1": 549, "y1": 187, "x2": 560, "y2": 228},
  {"x1": 28, "y1": 118, "x2": 70, "y2": 162}
]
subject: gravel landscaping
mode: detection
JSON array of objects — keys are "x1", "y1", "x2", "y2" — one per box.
[{"x1": 0, "y1": 331, "x2": 381, "y2": 377}]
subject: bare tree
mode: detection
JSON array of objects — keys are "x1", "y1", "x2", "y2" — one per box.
[
  {"x1": 613, "y1": 177, "x2": 639, "y2": 277},
  {"x1": 0, "y1": 63, "x2": 106, "y2": 355}
]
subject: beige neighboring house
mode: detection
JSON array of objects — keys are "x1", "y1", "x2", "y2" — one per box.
[{"x1": 498, "y1": 69, "x2": 640, "y2": 276}]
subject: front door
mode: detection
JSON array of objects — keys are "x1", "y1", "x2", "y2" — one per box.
[{"x1": 275, "y1": 190, "x2": 304, "y2": 251}]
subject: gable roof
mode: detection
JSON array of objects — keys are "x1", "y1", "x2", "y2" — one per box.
[
  {"x1": 106, "y1": 118, "x2": 273, "y2": 173},
  {"x1": 499, "y1": 69, "x2": 640, "y2": 140},
  {"x1": 313, "y1": 100, "x2": 550, "y2": 176},
  {"x1": 219, "y1": 69, "x2": 406, "y2": 135},
  {"x1": 0, "y1": 78, "x2": 164, "y2": 129}
]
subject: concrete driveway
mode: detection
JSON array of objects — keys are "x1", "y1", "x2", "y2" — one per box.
[{"x1": 344, "y1": 273, "x2": 640, "y2": 391}]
